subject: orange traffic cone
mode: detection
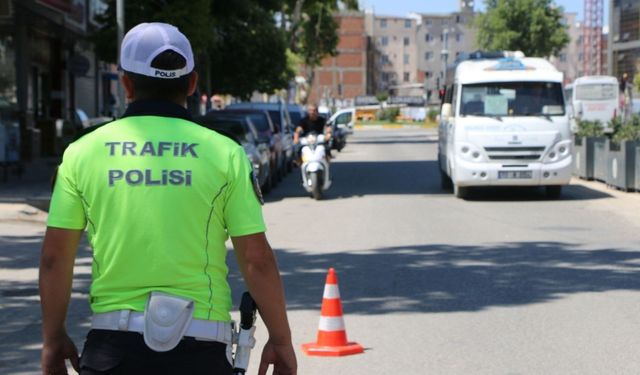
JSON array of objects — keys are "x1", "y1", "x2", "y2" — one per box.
[{"x1": 301, "y1": 268, "x2": 364, "y2": 356}]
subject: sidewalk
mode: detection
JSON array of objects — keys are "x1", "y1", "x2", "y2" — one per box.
[{"x1": 0, "y1": 157, "x2": 58, "y2": 211}]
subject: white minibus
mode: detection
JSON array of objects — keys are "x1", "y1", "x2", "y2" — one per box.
[
  {"x1": 567, "y1": 75, "x2": 619, "y2": 132},
  {"x1": 438, "y1": 51, "x2": 573, "y2": 199}
]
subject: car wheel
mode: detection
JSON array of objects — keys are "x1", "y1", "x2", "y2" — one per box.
[
  {"x1": 453, "y1": 183, "x2": 469, "y2": 199},
  {"x1": 262, "y1": 172, "x2": 272, "y2": 194}
]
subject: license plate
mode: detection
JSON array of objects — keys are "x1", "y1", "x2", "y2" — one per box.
[{"x1": 498, "y1": 171, "x2": 532, "y2": 179}]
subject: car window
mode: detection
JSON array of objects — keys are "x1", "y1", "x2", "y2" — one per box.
[
  {"x1": 335, "y1": 112, "x2": 352, "y2": 125},
  {"x1": 267, "y1": 110, "x2": 282, "y2": 132},
  {"x1": 205, "y1": 118, "x2": 248, "y2": 142},
  {"x1": 247, "y1": 114, "x2": 272, "y2": 133},
  {"x1": 289, "y1": 111, "x2": 302, "y2": 125}
]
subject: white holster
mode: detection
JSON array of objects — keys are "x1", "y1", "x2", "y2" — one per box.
[
  {"x1": 143, "y1": 292, "x2": 194, "y2": 352},
  {"x1": 233, "y1": 325, "x2": 257, "y2": 371}
]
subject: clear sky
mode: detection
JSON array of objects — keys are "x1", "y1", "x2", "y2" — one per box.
[{"x1": 359, "y1": 0, "x2": 606, "y2": 25}]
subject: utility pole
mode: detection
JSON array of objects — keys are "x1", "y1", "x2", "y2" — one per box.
[{"x1": 116, "y1": 0, "x2": 125, "y2": 116}]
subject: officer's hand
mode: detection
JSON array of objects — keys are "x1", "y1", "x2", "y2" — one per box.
[
  {"x1": 41, "y1": 332, "x2": 79, "y2": 375},
  {"x1": 258, "y1": 338, "x2": 297, "y2": 375}
]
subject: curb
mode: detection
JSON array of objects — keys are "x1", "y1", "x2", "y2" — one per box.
[
  {"x1": 354, "y1": 124, "x2": 437, "y2": 129},
  {"x1": 570, "y1": 177, "x2": 640, "y2": 201}
]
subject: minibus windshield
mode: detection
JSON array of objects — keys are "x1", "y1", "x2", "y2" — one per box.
[
  {"x1": 460, "y1": 82, "x2": 565, "y2": 117},
  {"x1": 575, "y1": 83, "x2": 617, "y2": 101}
]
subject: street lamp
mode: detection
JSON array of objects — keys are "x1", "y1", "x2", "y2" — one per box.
[
  {"x1": 441, "y1": 28, "x2": 450, "y2": 92},
  {"x1": 116, "y1": 0, "x2": 125, "y2": 116}
]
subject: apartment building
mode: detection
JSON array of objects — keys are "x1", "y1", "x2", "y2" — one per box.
[
  {"x1": 365, "y1": 12, "x2": 420, "y2": 96},
  {"x1": 609, "y1": 0, "x2": 640, "y2": 82},
  {"x1": 308, "y1": 11, "x2": 368, "y2": 106},
  {"x1": 416, "y1": 1, "x2": 477, "y2": 104},
  {"x1": 550, "y1": 13, "x2": 583, "y2": 83}
]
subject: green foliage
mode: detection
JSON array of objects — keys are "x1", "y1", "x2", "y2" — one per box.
[
  {"x1": 375, "y1": 91, "x2": 389, "y2": 103},
  {"x1": 285, "y1": 0, "x2": 359, "y2": 102},
  {"x1": 92, "y1": 0, "x2": 292, "y2": 98},
  {"x1": 613, "y1": 115, "x2": 640, "y2": 142},
  {"x1": 576, "y1": 120, "x2": 604, "y2": 138},
  {"x1": 377, "y1": 107, "x2": 400, "y2": 122},
  {"x1": 475, "y1": 0, "x2": 570, "y2": 57},
  {"x1": 608, "y1": 116, "x2": 623, "y2": 135},
  {"x1": 208, "y1": 4, "x2": 292, "y2": 98},
  {"x1": 92, "y1": 0, "x2": 213, "y2": 63},
  {"x1": 427, "y1": 108, "x2": 439, "y2": 122}
]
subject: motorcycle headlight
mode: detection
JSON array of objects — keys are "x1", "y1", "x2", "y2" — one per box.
[
  {"x1": 306, "y1": 134, "x2": 317, "y2": 145},
  {"x1": 458, "y1": 142, "x2": 486, "y2": 162},
  {"x1": 543, "y1": 140, "x2": 571, "y2": 164}
]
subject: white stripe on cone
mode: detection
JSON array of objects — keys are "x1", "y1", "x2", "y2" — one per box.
[
  {"x1": 323, "y1": 284, "x2": 341, "y2": 299},
  {"x1": 318, "y1": 316, "x2": 346, "y2": 332}
]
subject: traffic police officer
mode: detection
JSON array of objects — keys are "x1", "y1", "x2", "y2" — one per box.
[{"x1": 39, "y1": 22, "x2": 296, "y2": 375}]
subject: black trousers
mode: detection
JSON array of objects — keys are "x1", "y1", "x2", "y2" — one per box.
[{"x1": 79, "y1": 329, "x2": 233, "y2": 375}]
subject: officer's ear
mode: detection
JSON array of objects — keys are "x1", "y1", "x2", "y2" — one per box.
[
  {"x1": 121, "y1": 74, "x2": 135, "y2": 101},
  {"x1": 187, "y1": 71, "x2": 199, "y2": 97}
]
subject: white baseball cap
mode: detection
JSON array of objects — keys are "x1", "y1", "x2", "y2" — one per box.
[{"x1": 120, "y1": 22, "x2": 194, "y2": 79}]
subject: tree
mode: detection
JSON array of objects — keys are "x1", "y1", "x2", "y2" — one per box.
[
  {"x1": 92, "y1": 0, "x2": 292, "y2": 98},
  {"x1": 282, "y1": 0, "x2": 358, "y2": 103},
  {"x1": 475, "y1": 0, "x2": 569, "y2": 57}
]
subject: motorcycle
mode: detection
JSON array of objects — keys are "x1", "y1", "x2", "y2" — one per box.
[
  {"x1": 299, "y1": 133, "x2": 331, "y2": 200},
  {"x1": 329, "y1": 123, "x2": 347, "y2": 152}
]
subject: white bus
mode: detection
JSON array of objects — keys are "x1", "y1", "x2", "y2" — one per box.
[
  {"x1": 566, "y1": 75, "x2": 619, "y2": 132},
  {"x1": 438, "y1": 52, "x2": 573, "y2": 199}
]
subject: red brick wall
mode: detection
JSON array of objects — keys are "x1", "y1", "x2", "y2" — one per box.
[
  {"x1": 308, "y1": 13, "x2": 367, "y2": 104},
  {"x1": 342, "y1": 71, "x2": 363, "y2": 85}
]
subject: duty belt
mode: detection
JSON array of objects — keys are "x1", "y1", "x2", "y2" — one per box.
[{"x1": 91, "y1": 310, "x2": 233, "y2": 344}]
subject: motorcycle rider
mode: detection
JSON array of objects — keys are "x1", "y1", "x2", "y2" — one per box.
[{"x1": 293, "y1": 104, "x2": 332, "y2": 164}]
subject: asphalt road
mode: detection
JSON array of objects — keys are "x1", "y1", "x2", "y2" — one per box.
[{"x1": 2, "y1": 128, "x2": 640, "y2": 374}]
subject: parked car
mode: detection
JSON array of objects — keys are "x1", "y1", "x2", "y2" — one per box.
[
  {"x1": 227, "y1": 102, "x2": 295, "y2": 171},
  {"x1": 194, "y1": 114, "x2": 273, "y2": 192},
  {"x1": 217, "y1": 109, "x2": 286, "y2": 183},
  {"x1": 287, "y1": 104, "x2": 306, "y2": 127}
]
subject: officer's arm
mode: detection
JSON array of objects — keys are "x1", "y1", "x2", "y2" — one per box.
[
  {"x1": 39, "y1": 227, "x2": 82, "y2": 342},
  {"x1": 231, "y1": 232, "x2": 292, "y2": 345}
]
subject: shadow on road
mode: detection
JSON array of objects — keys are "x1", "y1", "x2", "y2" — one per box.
[
  {"x1": 228, "y1": 242, "x2": 640, "y2": 315},
  {"x1": 3, "y1": 232, "x2": 640, "y2": 373},
  {"x1": 0, "y1": 235, "x2": 92, "y2": 374},
  {"x1": 455, "y1": 184, "x2": 612, "y2": 202},
  {"x1": 266, "y1": 159, "x2": 612, "y2": 202}
]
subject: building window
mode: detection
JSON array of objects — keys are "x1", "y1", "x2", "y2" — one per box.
[
  {"x1": 380, "y1": 19, "x2": 387, "y2": 28},
  {"x1": 425, "y1": 19, "x2": 432, "y2": 26},
  {"x1": 382, "y1": 72, "x2": 390, "y2": 82},
  {"x1": 456, "y1": 33, "x2": 463, "y2": 42},
  {"x1": 403, "y1": 37, "x2": 410, "y2": 46},
  {"x1": 425, "y1": 71, "x2": 432, "y2": 79},
  {"x1": 456, "y1": 15, "x2": 463, "y2": 23},
  {"x1": 578, "y1": 53, "x2": 583, "y2": 61},
  {"x1": 559, "y1": 53, "x2": 567, "y2": 62},
  {"x1": 404, "y1": 72, "x2": 410, "y2": 82},
  {"x1": 381, "y1": 36, "x2": 388, "y2": 46},
  {"x1": 381, "y1": 54, "x2": 390, "y2": 65},
  {"x1": 425, "y1": 34, "x2": 432, "y2": 42},
  {"x1": 443, "y1": 19, "x2": 449, "y2": 26},
  {"x1": 405, "y1": 19, "x2": 411, "y2": 28},
  {"x1": 425, "y1": 52, "x2": 433, "y2": 60},
  {"x1": 404, "y1": 54, "x2": 409, "y2": 64}
]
